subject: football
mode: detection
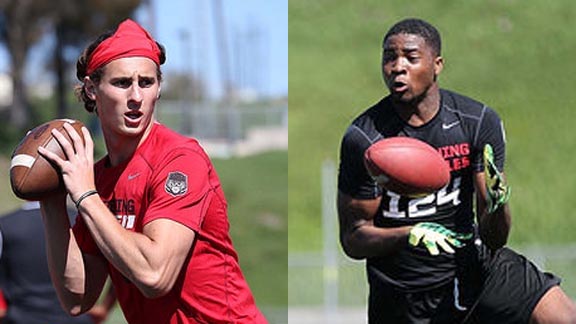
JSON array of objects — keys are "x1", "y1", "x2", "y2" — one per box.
[
  {"x1": 364, "y1": 137, "x2": 450, "y2": 196},
  {"x1": 10, "y1": 119, "x2": 85, "y2": 201}
]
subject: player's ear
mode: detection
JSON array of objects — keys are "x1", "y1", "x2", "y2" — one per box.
[
  {"x1": 84, "y1": 77, "x2": 97, "y2": 100},
  {"x1": 434, "y1": 56, "x2": 444, "y2": 77},
  {"x1": 156, "y1": 86, "x2": 161, "y2": 99}
]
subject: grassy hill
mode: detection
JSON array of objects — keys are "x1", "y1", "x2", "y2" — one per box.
[
  {"x1": 212, "y1": 151, "x2": 287, "y2": 311},
  {"x1": 289, "y1": 0, "x2": 576, "y2": 252}
]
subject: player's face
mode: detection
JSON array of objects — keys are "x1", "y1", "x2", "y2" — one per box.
[
  {"x1": 89, "y1": 57, "x2": 160, "y2": 141},
  {"x1": 382, "y1": 33, "x2": 443, "y2": 104}
]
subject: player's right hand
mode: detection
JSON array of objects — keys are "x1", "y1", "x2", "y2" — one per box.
[
  {"x1": 38, "y1": 123, "x2": 96, "y2": 203},
  {"x1": 408, "y1": 222, "x2": 471, "y2": 256}
]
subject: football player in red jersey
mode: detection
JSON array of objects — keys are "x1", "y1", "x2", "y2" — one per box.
[{"x1": 38, "y1": 19, "x2": 267, "y2": 324}]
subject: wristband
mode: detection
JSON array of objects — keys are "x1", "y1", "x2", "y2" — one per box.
[{"x1": 74, "y1": 189, "x2": 98, "y2": 209}]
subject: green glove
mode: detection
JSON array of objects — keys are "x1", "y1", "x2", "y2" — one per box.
[
  {"x1": 483, "y1": 144, "x2": 511, "y2": 214},
  {"x1": 408, "y1": 222, "x2": 471, "y2": 256}
]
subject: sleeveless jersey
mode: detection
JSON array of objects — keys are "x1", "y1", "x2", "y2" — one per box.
[
  {"x1": 73, "y1": 123, "x2": 267, "y2": 324},
  {"x1": 338, "y1": 89, "x2": 506, "y2": 291}
]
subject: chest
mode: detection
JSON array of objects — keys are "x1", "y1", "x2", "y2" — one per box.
[{"x1": 95, "y1": 160, "x2": 152, "y2": 231}]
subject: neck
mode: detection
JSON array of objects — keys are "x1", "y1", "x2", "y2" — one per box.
[
  {"x1": 393, "y1": 85, "x2": 441, "y2": 127},
  {"x1": 103, "y1": 122, "x2": 155, "y2": 167}
]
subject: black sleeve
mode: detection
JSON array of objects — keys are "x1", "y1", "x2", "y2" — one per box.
[
  {"x1": 471, "y1": 106, "x2": 507, "y2": 172},
  {"x1": 337, "y1": 125, "x2": 382, "y2": 199}
]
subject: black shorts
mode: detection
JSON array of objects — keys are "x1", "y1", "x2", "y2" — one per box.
[
  {"x1": 464, "y1": 247, "x2": 561, "y2": 324},
  {"x1": 368, "y1": 278, "x2": 467, "y2": 324},
  {"x1": 368, "y1": 246, "x2": 560, "y2": 324}
]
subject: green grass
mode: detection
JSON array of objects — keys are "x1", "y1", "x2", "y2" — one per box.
[
  {"x1": 0, "y1": 158, "x2": 25, "y2": 214},
  {"x1": 212, "y1": 151, "x2": 288, "y2": 309},
  {"x1": 289, "y1": 0, "x2": 576, "y2": 253}
]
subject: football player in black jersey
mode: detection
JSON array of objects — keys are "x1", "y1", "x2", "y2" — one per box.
[{"x1": 337, "y1": 18, "x2": 576, "y2": 323}]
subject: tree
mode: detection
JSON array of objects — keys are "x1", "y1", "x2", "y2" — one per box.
[
  {"x1": 162, "y1": 71, "x2": 207, "y2": 102},
  {"x1": 0, "y1": 0, "x2": 143, "y2": 128},
  {"x1": 0, "y1": 0, "x2": 53, "y2": 128}
]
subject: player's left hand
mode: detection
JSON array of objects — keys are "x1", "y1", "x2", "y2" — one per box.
[
  {"x1": 483, "y1": 144, "x2": 511, "y2": 214},
  {"x1": 408, "y1": 222, "x2": 471, "y2": 256}
]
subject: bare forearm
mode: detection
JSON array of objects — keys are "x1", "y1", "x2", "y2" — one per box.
[
  {"x1": 342, "y1": 225, "x2": 411, "y2": 259},
  {"x1": 77, "y1": 197, "x2": 157, "y2": 292},
  {"x1": 77, "y1": 196, "x2": 192, "y2": 298},
  {"x1": 338, "y1": 192, "x2": 411, "y2": 259},
  {"x1": 40, "y1": 199, "x2": 98, "y2": 314}
]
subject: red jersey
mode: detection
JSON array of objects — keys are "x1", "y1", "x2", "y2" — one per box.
[{"x1": 73, "y1": 123, "x2": 267, "y2": 324}]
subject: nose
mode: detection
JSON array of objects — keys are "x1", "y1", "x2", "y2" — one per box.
[
  {"x1": 389, "y1": 57, "x2": 407, "y2": 73},
  {"x1": 128, "y1": 82, "x2": 143, "y2": 102}
]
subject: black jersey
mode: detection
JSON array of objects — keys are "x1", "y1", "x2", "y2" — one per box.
[{"x1": 338, "y1": 89, "x2": 506, "y2": 291}]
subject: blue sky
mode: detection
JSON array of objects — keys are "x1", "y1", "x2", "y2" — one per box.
[
  {"x1": 0, "y1": 0, "x2": 287, "y2": 99},
  {"x1": 146, "y1": 0, "x2": 287, "y2": 98}
]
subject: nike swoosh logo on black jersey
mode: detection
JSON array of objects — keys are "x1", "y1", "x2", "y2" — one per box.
[{"x1": 442, "y1": 121, "x2": 460, "y2": 130}]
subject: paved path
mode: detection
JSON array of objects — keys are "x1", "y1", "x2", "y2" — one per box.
[{"x1": 288, "y1": 307, "x2": 366, "y2": 324}]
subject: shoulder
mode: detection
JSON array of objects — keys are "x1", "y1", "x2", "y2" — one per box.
[
  {"x1": 343, "y1": 98, "x2": 393, "y2": 148},
  {"x1": 440, "y1": 89, "x2": 503, "y2": 137},
  {"x1": 149, "y1": 123, "x2": 199, "y2": 149},
  {"x1": 441, "y1": 89, "x2": 500, "y2": 119},
  {"x1": 140, "y1": 123, "x2": 212, "y2": 168},
  {"x1": 349, "y1": 98, "x2": 393, "y2": 130},
  {"x1": 441, "y1": 89, "x2": 485, "y2": 114}
]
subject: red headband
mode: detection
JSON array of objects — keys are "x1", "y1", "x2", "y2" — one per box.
[{"x1": 86, "y1": 19, "x2": 161, "y2": 76}]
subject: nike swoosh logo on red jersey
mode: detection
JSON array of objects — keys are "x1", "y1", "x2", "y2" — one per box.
[{"x1": 128, "y1": 173, "x2": 141, "y2": 180}]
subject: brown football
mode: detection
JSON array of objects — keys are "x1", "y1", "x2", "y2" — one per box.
[
  {"x1": 364, "y1": 137, "x2": 451, "y2": 197},
  {"x1": 10, "y1": 119, "x2": 85, "y2": 201}
]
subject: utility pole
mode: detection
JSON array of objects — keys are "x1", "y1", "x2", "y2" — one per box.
[
  {"x1": 142, "y1": 0, "x2": 157, "y2": 36},
  {"x1": 212, "y1": 0, "x2": 232, "y2": 100},
  {"x1": 179, "y1": 29, "x2": 193, "y2": 135}
]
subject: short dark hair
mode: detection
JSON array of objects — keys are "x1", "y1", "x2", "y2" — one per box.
[{"x1": 383, "y1": 18, "x2": 442, "y2": 56}]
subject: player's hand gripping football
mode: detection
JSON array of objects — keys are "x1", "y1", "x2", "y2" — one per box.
[
  {"x1": 483, "y1": 144, "x2": 511, "y2": 214},
  {"x1": 37, "y1": 123, "x2": 96, "y2": 203},
  {"x1": 408, "y1": 222, "x2": 471, "y2": 256}
]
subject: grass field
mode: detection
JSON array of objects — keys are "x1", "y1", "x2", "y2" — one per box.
[
  {"x1": 0, "y1": 150, "x2": 287, "y2": 323},
  {"x1": 289, "y1": 0, "x2": 576, "y2": 254},
  {"x1": 212, "y1": 151, "x2": 288, "y2": 311}
]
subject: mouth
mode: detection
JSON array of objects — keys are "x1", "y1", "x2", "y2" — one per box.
[
  {"x1": 390, "y1": 80, "x2": 408, "y2": 93},
  {"x1": 124, "y1": 111, "x2": 143, "y2": 125}
]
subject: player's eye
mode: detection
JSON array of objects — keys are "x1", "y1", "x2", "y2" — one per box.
[
  {"x1": 382, "y1": 51, "x2": 396, "y2": 63},
  {"x1": 138, "y1": 77, "x2": 155, "y2": 88},
  {"x1": 407, "y1": 55, "x2": 420, "y2": 63},
  {"x1": 112, "y1": 78, "x2": 132, "y2": 88}
]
